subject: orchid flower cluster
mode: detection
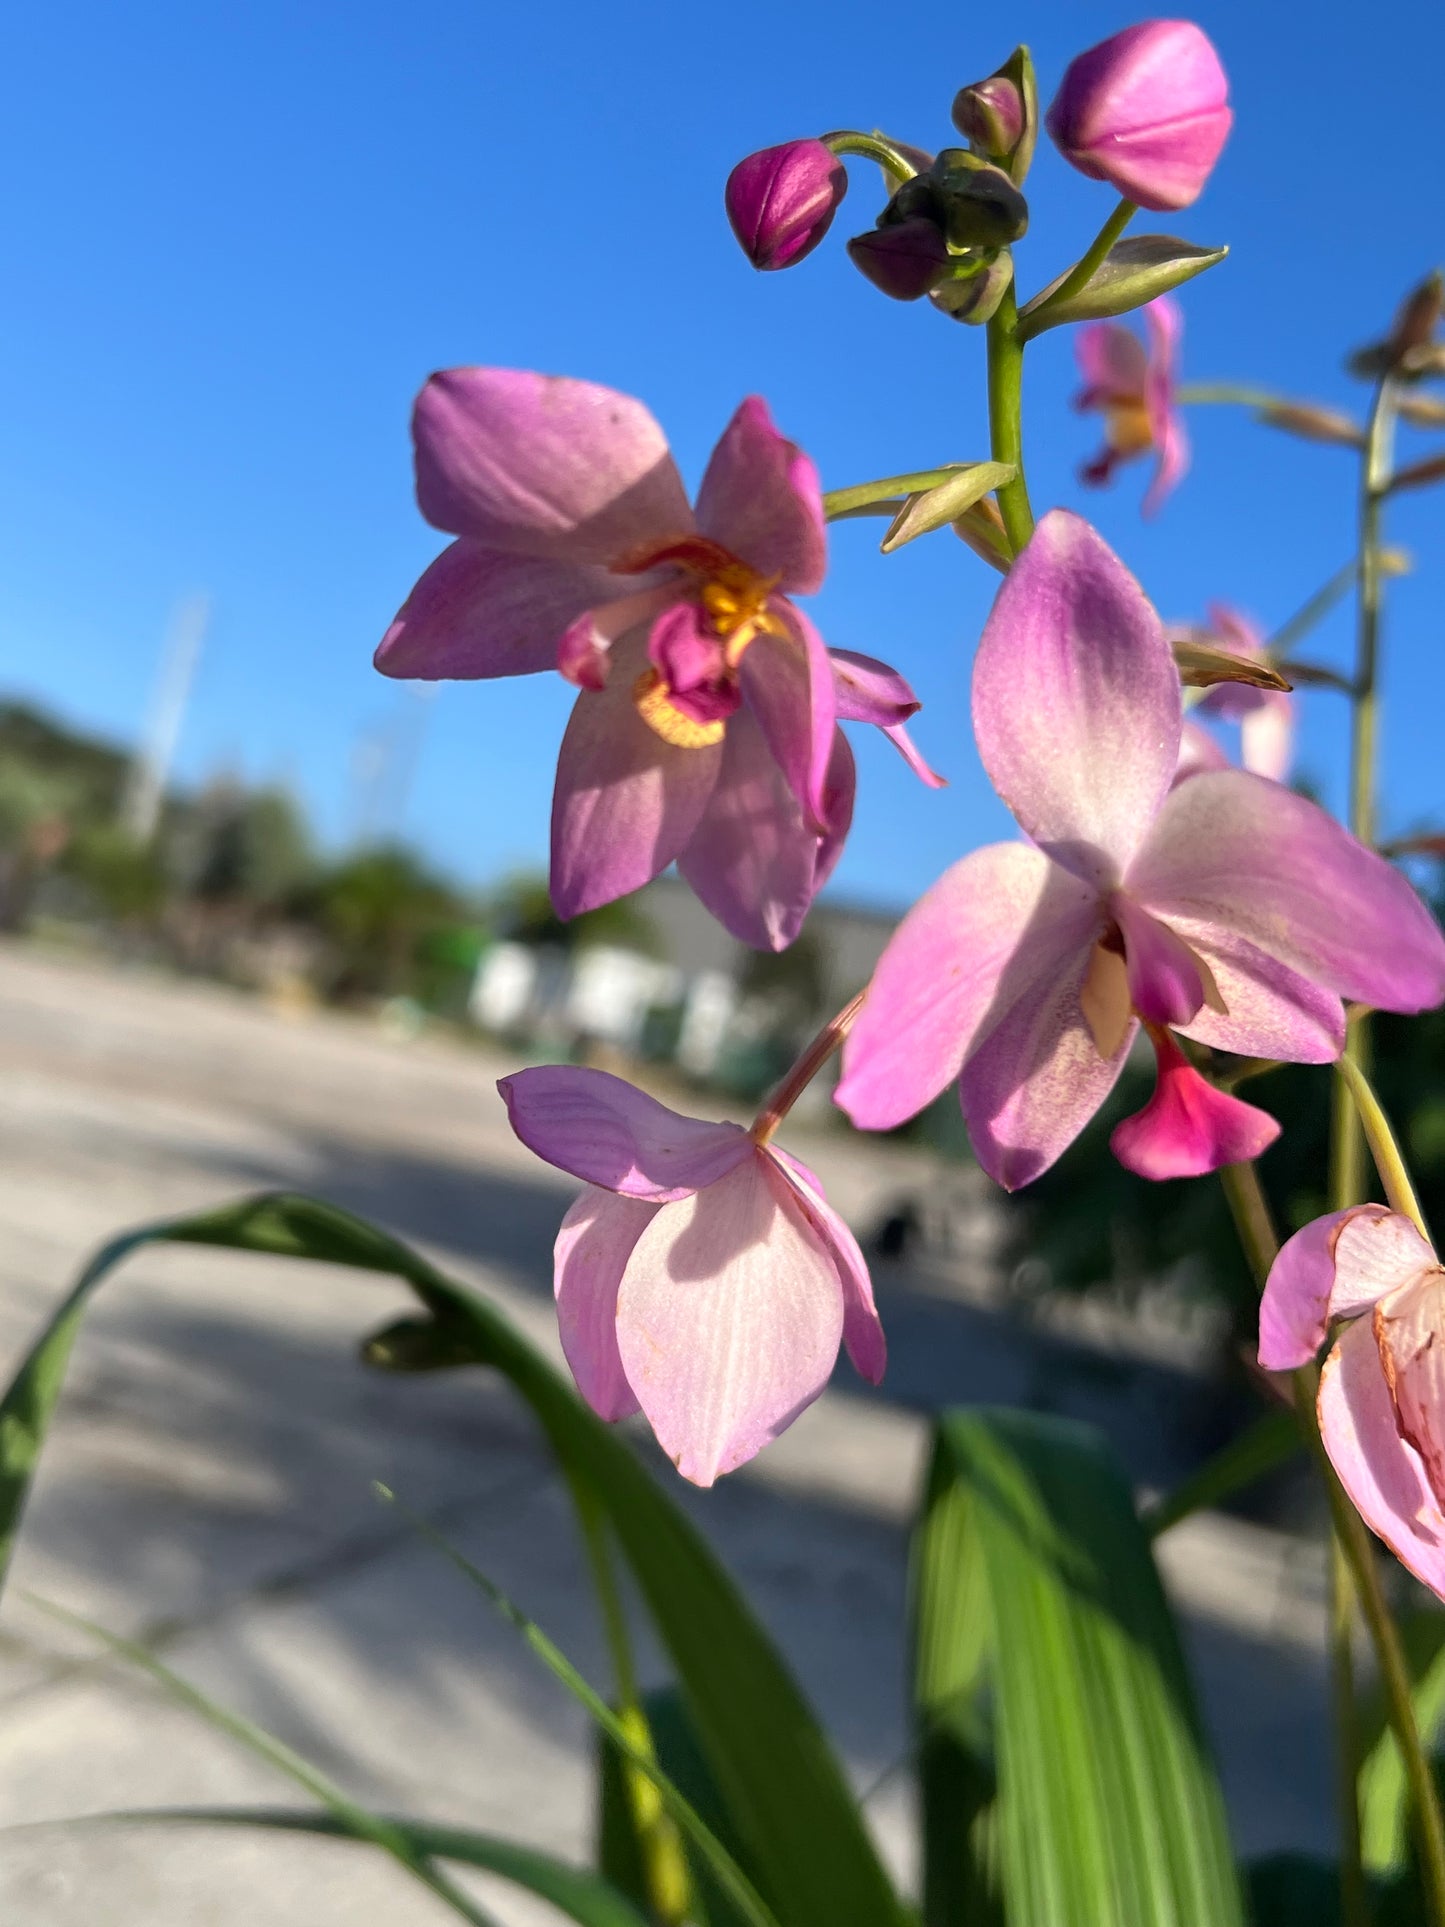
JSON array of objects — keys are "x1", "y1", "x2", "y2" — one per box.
[{"x1": 380, "y1": 2, "x2": 1445, "y2": 1692}]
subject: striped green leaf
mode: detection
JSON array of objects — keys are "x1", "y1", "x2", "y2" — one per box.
[
  {"x1": 913, "y1": 1409, "x2": 1244, "y2": 1927},
  {"x1": 0, "y1": 1191, "x2": 904, "y2": 1927}
]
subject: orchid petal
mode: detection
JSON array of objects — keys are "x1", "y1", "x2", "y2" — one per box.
[
  {"x1": 1174, "y1": 720, "x2": 1230, "y2": 784},
  {"x1": 740, "y1": 604, "x2": 837, "y2": 833},
  {"x1": 1129, "y1": 768, "x2": 1445, "y2": 1015},
  {"x1": 554, "y1": 1188, "x2": 649, "y2": 1419},
  {"x1": 558, "y1": 584, "x2": 677, "y2": 690},
  {"x1": 972, "y1": 510, "x2": 1181, "y2": 888},
  {"x1": 1109, "y1": 1030, "x2": 1279, "y2": 1180},
  {"x1": 676, "y1": 706, "x2": 831, "y2": 951},
  {"x1": 1259, "y1": 1206, "x2": 1374, "y2": 1371},
  {"x1": 1260, "y1": 1203, "x2": 1436, "y2": 1375},
  {"x1": 413, "y1": 368, "x2": 693, "y2": 563},
  {"x1": 1374, "y1": 1268, "x2": 1445, "y2": 1510},
  {"x1": 1113, "y1": 896, "x2": 1207, "y2": 1027},
  {"x1": 615, "y1": 1155, "x2": 844, "y2": 1485},
  {"x1": 1320, "y1": 1315, "x2": 1445, "y2": 1602},
  {"x1": 695, "y1": 396, "x2": 827, "y2": 594},
  {"x1": 830, "y1": 650, "x2": 921, "y2": 726},
  {"x1": 499, "y1": 1065, "x2": 752, "y2": 1201},
  {"x1": 770, "y1": 1150, "x2": 886, "y2": 1384},
  {"x1": 882, "y1": 721, "x2": 947, "y2": 789},
  {"x1": 812, "y1": 729, "x2": 857, "y2": 893},
  {"x1": 1074, "y1": 320, "x2": 1147, "y2": 401},
  {"x1": 551, "y1": 632, "x2": 722, "y2": 918},
  {"x1": 838, "y1": 841, "x2": 1102, "y2": 1134},
  {"x1": 376, "y1": 541, "x2": 615, "y2": 681},
  {"x1": 1239, "y1": 695, "x2": 1293, "y2": 783},
  {"x1": 961, "y1": 946, "x2": 1136, "y2": 1190},
  {"x1": 1167, "y1": 919, "x2": 1345, "y2": 1062}
]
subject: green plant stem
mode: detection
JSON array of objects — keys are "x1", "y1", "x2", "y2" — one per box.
[
  {"x1": 1335, "y1": 1052, "x2": 1430, "y2": 1238},
  {"x1": 823, "y1": 467, "x2": 971, "y2": 520},
  {"x1": 1174, "y1": 382, "x2": 1288, "y2": 409},
  {"x1": 1268, "y1": 559, "x2": 1360, "y2": 663},
  {"x1": 1329, "y1": 1532, "x2": 1372, "y2": 1927},
  {"x1": 821, "y1": 129, "x2": 921, "y2": 180},
  {"x1": 1023, "y1": 197, "x2": 1135, "y2": 327},
  {"x1": 572, "y1": 1483, "x2": 691, "y2": 1927},
  {"x1": 1333, "y1": 378, "x2": 1399, "y2": 1218},
  {"x1": 985, "y1": 280, "x2": 1035, "y2": 556},
  {"x1": 1217, "y1": 1162, "x2": 1445, "y2": 1922}
]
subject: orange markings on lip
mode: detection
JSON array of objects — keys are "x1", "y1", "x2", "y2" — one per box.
[{"x1": 631, "y1": 668, "x2": 727, "y2": 749}]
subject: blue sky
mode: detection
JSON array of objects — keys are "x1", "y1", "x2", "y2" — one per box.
[{"x1": 0, "y1": 0, "x2": 1441, "y2": 912}]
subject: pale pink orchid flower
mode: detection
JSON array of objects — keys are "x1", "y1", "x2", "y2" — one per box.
[
  {"x1": 499, "y1": 1065, "x2": 885, "y2": 1486},
  {"x1": 377, "y1": 371, "x2": 939, "y2": 951},
  {"x1": 836, "y1": 510, "x2": 1445, "y2": 1190},
  {"x1": 1260, "y1": 1204, "x2": 1445, "y2": 1602},
  {"x1": 1192, "y1": 604, "x2": 1294, "y2": 783},
  {"x1": 1074, "y1": 297, "x2": 1188, "y2": 516}
]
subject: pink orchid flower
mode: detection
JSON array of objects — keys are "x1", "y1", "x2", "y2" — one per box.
[
  {"x1": 836, "y1": 511, "x2": 1445, "y2": 1190},
  {"x1": 1260, "y1": 1204, "x2": 1445, "y2": 1602},
  {"x1": 377, "y1": 371, "x2": 937, "y2": 951},
  {"x1": 1074, "y1": 297, "x2": 1188, "y2": 516},
  {"x1": 499, "y1": 1065, "x2": 885, "y2": 1486},
  {"x1": 1192, "y1": 604, "x2": 1294, "y2": 783}
]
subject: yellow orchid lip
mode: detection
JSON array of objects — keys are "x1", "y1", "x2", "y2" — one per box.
[
  {"x1": 632, "y1": 668, "x2": 727, "y2": 748},
  {"x1": 623, "y1": 545, "x2": 787, "y2": 749}
]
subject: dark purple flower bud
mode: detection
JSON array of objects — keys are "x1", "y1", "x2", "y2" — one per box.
[
  {"x1": 1045, "y1": 20, "x2": 1231, "y2": 212},
  {"x1": 953, "y1": 77, "x2": 1025, "y2": 160},
  {"x1": 725, "y1": 139, "x2": 848, "y2": 272},
  {"x1": 846, "y1": 219, "x2": 951, "y2": 302}
]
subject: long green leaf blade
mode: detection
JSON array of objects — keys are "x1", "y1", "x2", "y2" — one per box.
[
  {"x1": 31, "y1": 1597, "x2": 502, "y2": 1927},
  {"x1": 56, "y1": 1807, "x2": 651, "y2": 1927},
  {"x1": 0, "y1": 1192, "x2": 903, "y2": 1927},
  {"x1": 918, "y1": 1410, "x2": 1244, "y2": 1927},
  {"x1": 375, "y1": 1486, "x2": 782, "y2": 1927}
]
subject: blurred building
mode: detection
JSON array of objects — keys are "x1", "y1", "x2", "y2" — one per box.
[{"x1": 469, "y1": 876, "x2": 898, "y2": 1099}]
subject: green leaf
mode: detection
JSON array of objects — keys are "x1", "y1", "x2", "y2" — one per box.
[
  {"x1": 374, "y1": 1484, "x2": 781, "y2": 1927},
  {"x1": 0, "y1": 1192, "x2": 904, "y2": 1927},
  {"x1": 599, "y1": 1684, "x2": 758, "y2": 1927},
  {"x1": 822, "y1": 466, "x2": 973, "y2": 521},
  {"x1": 1360, "y1": 1609, "x2": 1445, "y2": 1878},
  {"x1": 1016, "y1": 236, "x2": 1228, "y2": 340},
  {"x1": 880, "y1": 464, "x2": 1016, "y2": 553},
  {"x1": 1141, "y1": 1408, "x2": 1303, "y2": 1540},
  {"x1": 914, "y1": 1409, "x2": 1244, "y2": 1927},
  {"x1": 31, "y1": 1597, "x2": 503, "y2": 1927},
  {"x1": 80, "y1": 1808, "x2": 652, "y2": 1927}
]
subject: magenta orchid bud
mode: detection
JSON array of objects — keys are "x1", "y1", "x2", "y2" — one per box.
[
  {"x1": 845, "y1": 218, "x2": 951, "y2": 301},
  {"x1": 953, "y1": 76, "x2": 1026, "y2": 161},
  {"x1": 1045, "y1": 20, "x2": 1232, "y2": 213},
  {"x1": 725, "y1": 139, "x2": 848, "y2": 272}
]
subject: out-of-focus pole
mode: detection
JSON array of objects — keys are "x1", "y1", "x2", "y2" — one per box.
[{"x1": 119, "y1": 594, "x2": 210, "y2": 843}]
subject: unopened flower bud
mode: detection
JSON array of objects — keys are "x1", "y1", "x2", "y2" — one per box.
[
  {"x1": 725, "y1": 139, "x2": 848, "y2": 271},
  {"x1": 1399, "y1": 393, "x2": 1445, "y2": 428},
  {"x1": 1045, "y1": 20, "x2": 1232, "y2": 212},
  {"x1": 920, "y1": 149, "x2": 1029, "y2": 248},
  {"x1": 1256, "y1": 401, "x2": 1364, "y2": 448},
  {"x1": 846, "y1": 218, "x2": 951, "y2": 301},
  {"x1": 953, "y1": 77, "x2": 1025, "y2": 159},
  {"x1": 930, "y1": 249, "x2": 1015, "y2": 325}
]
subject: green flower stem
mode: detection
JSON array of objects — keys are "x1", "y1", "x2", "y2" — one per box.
[
  {"x1": 823, "y1": 468, "x2": 971, "y2": 520},
  {"x1": 1335, "y1": 1052, "x2": 1430, "y2": 1240},
  {"x1": 1267, "y1": 559, "x2": 1361, "y2": 664},
  {"x1": 1332, "y1": 379, "x2": 1400, "y2": 1218},
  {"x1": 1329, "y1": 1532, "x2": 1371, "y2": 1927},
  {"x1": 821, "y1": 130, "x2": 921, "y2": 181},
  {"x1": 1218, "y1": 1159, "x2": 1445, "y2": 1924},
  {"x1": 985, "y1": 279, "x2": 1035, "y2": 556},
  {"x1": 572, "y1": 1482, "x2": 692, "y2": 1926},
  {"x1": 1022, "y1": 197, "x2": 1135, "y2": 329},
  {"x1": 1174, "y1": 383, "x2": 1290, "y2": 409}
]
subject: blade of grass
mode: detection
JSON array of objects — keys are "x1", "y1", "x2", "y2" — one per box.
[{"x1": 27, "y1": 1596, "x2": 502, "y2": 1927}]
